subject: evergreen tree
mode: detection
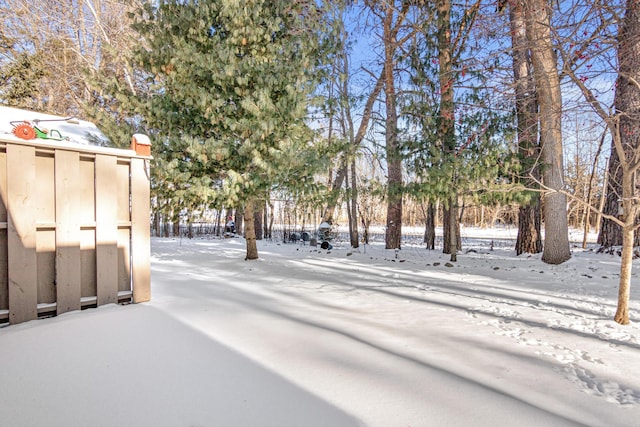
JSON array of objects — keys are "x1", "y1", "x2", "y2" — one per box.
[
  {"x1": 0, "y1": 50, "x2": 46, "y2": 107},
  {"x1": 127, "y1": 0, "x2": 331, "y2": 259},
  {"x1": 504, "y1": 0, "x2": 542, "y2": 256},
  {"x1": 404, "y1": 1, "x2": 513, "y2": 260}
]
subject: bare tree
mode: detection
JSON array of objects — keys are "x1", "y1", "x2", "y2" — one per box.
[
  {"x1": 608, "y1": 0, "x2": 640, "y2": 324},
  {"x1": 321, "y1": 66, "x2": 384, "y2": 224},
  {"x1": 523, "y1": 0, "x2": 571, "y2": 264},
  {"x1": 0, "y1": 0, "x2": 139, "y2": 117},
  {"x1": 555, "y1": 0, "x2": 636, "y2": 323}
]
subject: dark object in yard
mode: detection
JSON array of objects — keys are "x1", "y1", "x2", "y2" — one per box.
[{"x1": 321, "y1": 241, "x2": 333, "y2": 250}]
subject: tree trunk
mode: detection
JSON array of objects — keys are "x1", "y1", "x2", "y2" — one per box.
[
  {"x1": 215, "y1": 209, "x2": 222, "y2": 236},
  {"x1": 349, "y1": 160, "x2": 359, "y2": 248},
  {"x1": 345, "y1": 164, "x2": 355, "y2": 245},
  {"x1": 448, "y1": 196, "x2": 459, "y2": 262},
  {"x1": 442, "y1": 201, "x2": 461, "y2": 255},
  {"x1": 423, "y1": 202, "x2": 436, "y2": 250},
  {"x1": 524, "y1": 0, "x2": 570, "y2": 264},
  {"x1": 254, "y1": 204, "x2": 264, "y2": 240},
  {"x1": 597, "y1": 152, "x2": 640, "y2": 248},
  {"x1": 615, "y1": 225, "x2": 633, "y2": 324},
  {"x1": 613, "y1": 0, "x2": 640, "y2": 324},
  {"x1": 235, "y1": 208, "x2": 244, "y2": 236},
  {"x1": 437, "y1": 0, "x2": 459, "y2": 259},
  {"x1": 383, "y1": 3, "x2": 403, "y2": 250},
  {"x1": 385, "y1": 193, "x2": 402, "y2": 249},
  {"x1": 152, "y1": 211, "x2": 160, "y2": 237},
  {"x1": 244, "y1": 201, "x2": 258, "y2": 260},
  {"x1": 598, "y1": 149, "x2": 624, "y2": 249},
  {"x1": 516, "y1": 201, "x2": 542, "y2": 255},
  {"x1": 510, "y1": 0, "x2": 542, "y2": 255},
  {"x1": 615, "y1": 170, "x2": 634, "y2": 325},
  {"x1": 267, "y1": 201, "x2": 275, "y2": 239}
]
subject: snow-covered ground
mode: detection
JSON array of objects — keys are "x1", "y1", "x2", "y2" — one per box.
[{"x1": 1, "y1": 230, "x2": 639, "y2": 426}]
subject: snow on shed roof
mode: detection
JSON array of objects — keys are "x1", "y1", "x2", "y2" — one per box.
[{"x1": 0, "y1": 105, "x2": 110, "y2": 146}]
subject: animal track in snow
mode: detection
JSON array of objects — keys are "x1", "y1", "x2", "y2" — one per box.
[
  {"x1": 561, "y1": 365, "x2": 640, "y2": 406},
  {"x1": 535, "y1": 345, "x2": 604, "y2": 366}
]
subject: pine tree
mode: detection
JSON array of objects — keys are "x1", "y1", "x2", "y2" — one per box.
[
  {"x1": 127, "y1": 0, "x2": 331, "y2": 259},
  {"x1": 404, "y1": 1, "x2": 512, "y2": 260},
  {"x1": 0, "y1": 51, "x2": 46, "y2": 107},
  {"x1": 506, "y1": 0, "x2": 542, "y2": 256}
]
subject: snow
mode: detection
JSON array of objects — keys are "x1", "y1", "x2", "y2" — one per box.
[
  {"x1": 1, "y1": 230, "x2": 639, "y2": 426},
  {"x1": 0, "y1": 106, "x2": 110, "y2": 146}
]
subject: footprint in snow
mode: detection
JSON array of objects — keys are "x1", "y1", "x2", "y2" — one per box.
[{"x1": 561, "y1": 364, "x2": 640, "y2": 406}]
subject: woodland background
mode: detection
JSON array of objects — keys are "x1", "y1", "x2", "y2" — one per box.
[{"x1": 1, "y1": 1, "x2": 638, "y2": 321}]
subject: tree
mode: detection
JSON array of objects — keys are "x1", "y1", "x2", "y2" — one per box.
[
  {"x1": 435, "y1": 0, "x2": 460, "y2": 260},
  {"x1": 0, "y1": 0, "x2": 140, "y2": 122},
  {"x1": 0, "y1": 50, "x2": 46, "y2": 107},
  {"x1": 127, "y1": 0, "x2": 331, "y2": 260},
  {"x1": 608, "y1": 0, "x2": 640, "y2": 324},
  {"x1": 319, "y1": 2, "x2": 361, "y2": 248},
  {"x1": 363, "y1": 1, "x2": 413, "y2": 250},
  {"x1": 319, "y1": 3, "x2": 385, "y2": 227},
  {"x1": 598, "y1": 142, "x2": 627, "y2": 248},
  {"x1": 506, "y1": 0, "x2": 542, "y2": 256},
  {"x1": 551, "y1": 0, "x2": 635, "y2": 323},
  {"x1": 523, "y1": 0, "x2": 571, "y2": 265},
  {"x1": 404, "y1": 0, "x2": 511, "y2": 260}
]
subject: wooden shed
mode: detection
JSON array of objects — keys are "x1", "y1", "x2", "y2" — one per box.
[{"x1": 0, "y1": 132, "x2": 151, "y2": 325}]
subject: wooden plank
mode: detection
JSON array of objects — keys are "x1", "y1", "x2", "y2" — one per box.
[
  {"x1": 95, "y1": 155, "x2": 118, "y2": 305},
  {"x1": 54, "y1": 150, "x2": 81, "y2": 315},
  {"x1": 116, "y1": 160, "x2": 130, "y2": 223},
  {"x1": 79, "y1": 159, "x2": 96, "y2": 299},
  {"x1": 6, "y1": 144, "x2": 38, "y2": 323},
  {"x1": 35, "y1": 153, "x2": 55, "y2": 224},
  {"x1": 0, "y1": 230, "x2": 7, "y2": 310},
  {"x1": 0, "y1": 149, "x2": 6, "y2": 223},
  {"x1": 35, "y1": 153, "x2": 56, "y2": 305},
  {"x1": 80, "y1": 229, "x2": 96, "y2": 298},
  {"x1": 0, "y1": 149, "x2": 7, "y2": 310},
  {"x1": 36, "y1": 230, "x2": 56, "y2": 304},
  {"x1": 117, "y1": 228, "x2": 131, "y2": 293},
  {"x1": 131, "y1": 158, "x2": 151, "y2": 303},
  {"x1": 79, "y1": 159, "x2": 96, "y2": 224},
  {"x1": 117, "y1": 159, "x2": 131, "y2": 294}
]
